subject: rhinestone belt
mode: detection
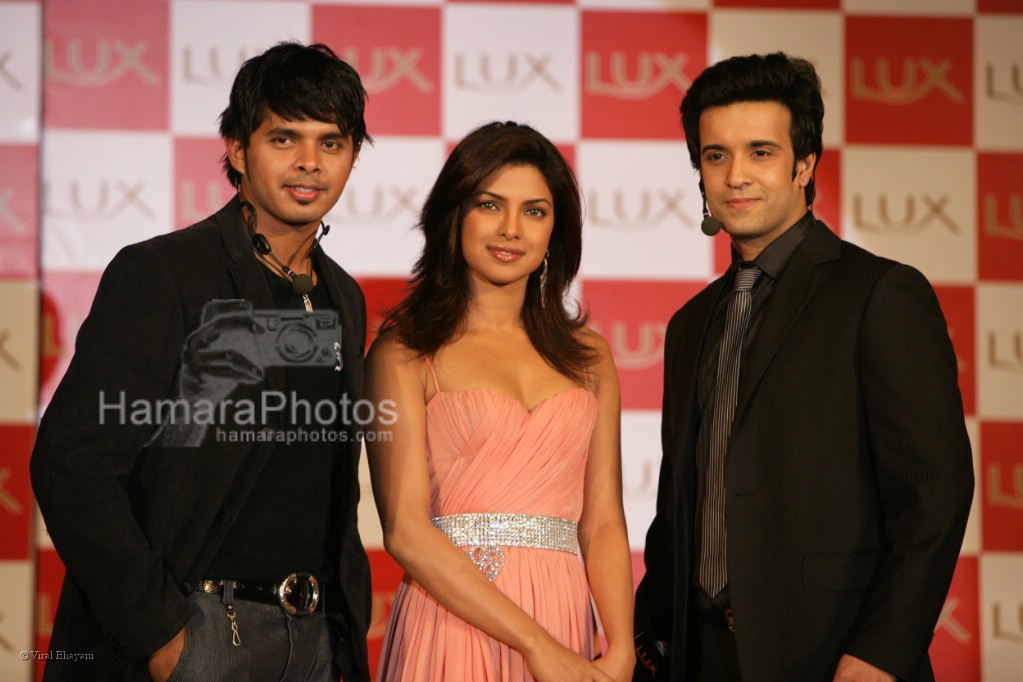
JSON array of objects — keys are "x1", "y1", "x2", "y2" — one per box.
[{"x1": 432, "y1": 513, "x2": 579, "y2": 581}]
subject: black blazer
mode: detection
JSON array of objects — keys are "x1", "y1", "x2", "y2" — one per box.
[
  {"x1": 31, "y1": 198, "x2": 372, "y2": 682},
  {"x1": 634, "y1": 220, "x2": 973, "y2": 682}
]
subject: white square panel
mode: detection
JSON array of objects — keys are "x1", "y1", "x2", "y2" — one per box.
[
  {"x1": 0, "y1": 281, "x2": 38, "y2": 423},
  {"x1": 0, "y1": 3, "x2": 41, "y2": 143},
  {"x1": 579, "y1": 0, "x2": 709, "y2": 8},
  {"x1": 980, "y1": 554, "x2": 1023, "y2": 679},
  {"x1": 977, "y1": 284, "x2": 1023, "y2": 420},
  {"x1": 708, "y1": 10, "x2": 844, "y2": 147},
  {"x1": 0, "y1": 561, "x2": 33, "y2": 682},
  {"x1": 975, "y1": 17, "x2": 1023, "y2": 152},
  {"x1": 42, "y1": 131, "x2": 172, "y2": 271},
  {"x1": 843, "y1": 147, "x2": 976, "y2": 284},
  {"x1": 578, "y1": 140, "x2": 709, "y2": 279},
  {"x1": 322, "y1": 136, "x2": 443, "y2": 277},
  {"x1": 443, "y1": 5, "x2": 579, "y2": 141},
  {"x1": 171, "y1": 0, "x2": 311, "y2": 135},
  {"x1": 621, "y1": 409, "x2": 663, "y2": 550}
]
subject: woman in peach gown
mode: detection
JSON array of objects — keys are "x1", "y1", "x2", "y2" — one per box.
[{"x1": 366, "y1": 122, "x2": 634, "y2": 682}]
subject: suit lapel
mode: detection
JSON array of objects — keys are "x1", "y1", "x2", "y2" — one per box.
[
  {"x1": 314, "y1": 249, "x2": 361, "y2": 402},
  {"x1": 733, "y1": 221, "x2": 841, "y2": 421},
  {"x1": 217, "y1": 197, "x2": 287, "y2": 395}
]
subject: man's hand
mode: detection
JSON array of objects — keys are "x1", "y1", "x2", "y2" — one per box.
[
  {"x1": 147, "y1": 627, "x2": 185, "y2": 682},
  {"x1": 833, "y1": 654, "x2": 896, "y2": 682}
]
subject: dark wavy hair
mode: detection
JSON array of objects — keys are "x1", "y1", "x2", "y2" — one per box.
[
  {"x1": 680, "y1": 52, "x2": 824, "y2": 205},
  {"x1": 382, "y1": 121, "x2": 596, "y2": 382},
  {"x1": 218, "y1": 42, "x2": 372, "y2": 188}
]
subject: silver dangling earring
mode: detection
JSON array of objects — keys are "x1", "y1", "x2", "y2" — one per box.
[{"x1": 539, "y1": 251, "x2": 549, "y2": 309}]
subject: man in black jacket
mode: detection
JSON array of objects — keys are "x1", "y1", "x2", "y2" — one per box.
[
  {"x1": 32, "y1": 42, "x2": 374, "y2": 682},
  {"x1": 633, "y1": 53, "x2": 972, "y2": 682}
]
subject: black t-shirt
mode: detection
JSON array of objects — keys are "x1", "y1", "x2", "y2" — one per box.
[{"x1": 205, "y1": 264, "x2": 342, "y2": 582}]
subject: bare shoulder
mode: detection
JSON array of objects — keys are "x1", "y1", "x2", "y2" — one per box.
[
  {"x1": 576, "y1": 326, "x2": 617, "y2": 392},
  {"x1": 366, "y1": 329, "x2": 423, "y2": 376}
]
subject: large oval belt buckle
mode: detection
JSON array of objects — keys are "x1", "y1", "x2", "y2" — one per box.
[
  {"x1": 277, "y1": 572, "x2": 319, "y2": 617},
  {"x1": 465, "y1": 546, "x2": 505, "y2": 582}
]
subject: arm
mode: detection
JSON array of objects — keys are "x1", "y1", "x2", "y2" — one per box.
[
  {"x1": 841, "y1": 264, "x2": 973, "y2": 679},
  {"x1": 365, "y1": 336, "x2": 612, "y2": 682},
  {"x1": 580, "y1": 332, "x2": 636, "y2": 682},
  {"x1": 30, "y1": 244, "x2": 193, "y2": 659}
]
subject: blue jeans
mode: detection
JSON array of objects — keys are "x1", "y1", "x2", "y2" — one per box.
[{"x1": 167, "y1": 592, "x2": 333, "y2": 682}]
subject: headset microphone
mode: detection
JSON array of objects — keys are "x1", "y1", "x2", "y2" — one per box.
[
  {"x1": 698, "y1": 180, "x2": 723, "y2": 236},
  {"x1": 242, "y1": 201, "x2": 322, "y2": 296}
]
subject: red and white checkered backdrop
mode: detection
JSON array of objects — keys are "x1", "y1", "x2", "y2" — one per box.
[{"x1": 0, "y1": 0, "x2": 1020, "y2": 679}]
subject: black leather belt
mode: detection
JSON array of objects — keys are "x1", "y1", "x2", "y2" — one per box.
[
  {"x1": 196, "y1": 573, "x2": 321, "y2": 617},
  {"x1": 701, "y1": 606, "x2": 735, "y2": 633}
]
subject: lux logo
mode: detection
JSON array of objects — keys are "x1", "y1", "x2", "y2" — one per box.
[
  {"x1": 585, "y1": 51, "x2": 690, "y2": 100},
  {"x1": 37, "y1": 594, "x2": 54, "y2": 636},
  {"x1": 936, "y1": 598, "x2": 972, "y2": 644},
  {"x1": 983, "y1": 194, "x2": 1023, "y2": 241},
  {"x1": 0, "y1": 51, "x2": 22, "y2": 90},
  {"x1": 601, "y1": 321, "x2": 666, "y2": 370},
  {"x1": 180, "y1": 181, "x2": 232, "y2": 226},
  {"x1": 0, "y1": 330, "x2": 19, "y2": 372},
  {"x1": 0, "y1": 469, "x2": 23, "y2": 515},
  {"x1": 588, "y1": 190, "x2": 691, "y2": 229},
  {"x1": 0, "y1": 189, "x2": 27, "y2": 233},
  {"x1": 46, "y1": 39, "x2": 159, "y2": 87},
  {"x1": 182, "y1": 46, "x2": 252, "y2": 86},
  {"x1": 341, "y1": 48, "x2": 433, "y2": 94},
  {"x1": 987, "y1": 331, "x2": 1023, "y2": 373},
  {"x1": 993, "y1": 602, "x2": 1023, "y2": 643},
  {"x1": 46, "y1": 180, "x2": 155, "y2": 222},
  {"x1": 623, "y1": 461, "x2": 658, "y2": 497},
  {"x1": 851, "y1": 194, "x2": 959, "y2": 235},
  {"x1": 850, "y1": 57, "x2": 963, "y2": 104},
  {"x1": 986, "y1": 62, "x2": 1023, "y2": 104},
  {"x1": 335, "y1": 186, "x2": 419, "y2": 224},
  {"x1": 988, "y1": 464, "x2": 1023, "y2": 510},
  {"x1": 455, "y1": 53, "x2": 560, "y2": 93}
]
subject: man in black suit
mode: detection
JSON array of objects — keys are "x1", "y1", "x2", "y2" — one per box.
[
  {"x1": 633, "y1": 53, "x2": 973, "y2": 682},
  {"x1": 31, "y1": 43, "x2": 373, "y2": 682}
]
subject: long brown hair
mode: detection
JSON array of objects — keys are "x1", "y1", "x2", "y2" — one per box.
[{"x1": 381, "y1": 121, "x2": 596, "y2": 382}]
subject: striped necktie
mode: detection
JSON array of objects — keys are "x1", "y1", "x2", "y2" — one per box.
[{"x1": 699, "y1": 265, "x2": 763, "y2": 597}]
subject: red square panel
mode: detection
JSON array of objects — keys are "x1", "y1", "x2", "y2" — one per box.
[
  {"x1": 929, "y1": 556, "x2": 980, "y2": 682},
  {"x1": 978, "y1": 153, "x2": 1023, "y2": 282},
  {"x1": 582, "y1": 12, "x2": 707, "y2": 140},
  {"x1": 313, "y1": 5, "x2": 441, "y2": 136},
  {"x1": 44, "y1": 0, "x2": 169, "y2": 130},
  {"x1": 0, "y1": 425, "x2": 33, "y2": 560},
  {"x1": 714, "y1": 0, "x2": 839, "y2": 7},
  {"x1": 978, "y1": 0, "x2": 1023, "y2": 11},
  {"x1": 0, "y1": 144, "x2": 39, "y2": 278},
  {"x1": 174, "y1": 137, "x2": 235, "y2": 230},
  {"x1": 846, "y1": 17, "x2": 972, "y2": 146},
  {"x1": 980, "y1": 422, "x2": 1023, "y2": 552},
  {"x1": 583, "y1": 280, "x2": 706, "y2": 410},
  {"x1": 366, "y1": 549, "x2": 405, "y2": 680},
  {"x1": 933, "y1": 286, "x2": 975, "y2": 417},
  {"x1": 357, "y1": 277, "x2": 409, "y2": 348},
  {"x1": 35, "y1": 548, "x2": 66, "y2": 680},
  {"x1": 40, "y1": 272, "x2": 104, "y2": 408}
]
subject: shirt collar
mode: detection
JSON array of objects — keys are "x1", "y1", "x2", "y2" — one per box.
[{"x1": 731, "y1": 211, "x2": 814, "y2": 279}]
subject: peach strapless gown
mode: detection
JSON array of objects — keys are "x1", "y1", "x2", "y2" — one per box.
[{"x1": 376, "y1": 371, "x2": 597, "y2": 682}]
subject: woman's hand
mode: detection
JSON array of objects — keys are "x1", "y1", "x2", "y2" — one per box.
[
  {"x1": 524, "y1": 636, "x2": 615, "y2": 682},
  {"x1": 593, "y1": 646, "x2": 637, "y2": 682}
]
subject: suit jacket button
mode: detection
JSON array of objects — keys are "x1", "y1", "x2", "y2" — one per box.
[{"x1": 218, "y1": 509, "x2": 232, "y2": 524}]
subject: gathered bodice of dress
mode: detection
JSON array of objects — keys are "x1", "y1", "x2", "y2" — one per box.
[{"x1": 424, "y1": 387, "x2": 597, "y2": 522}]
